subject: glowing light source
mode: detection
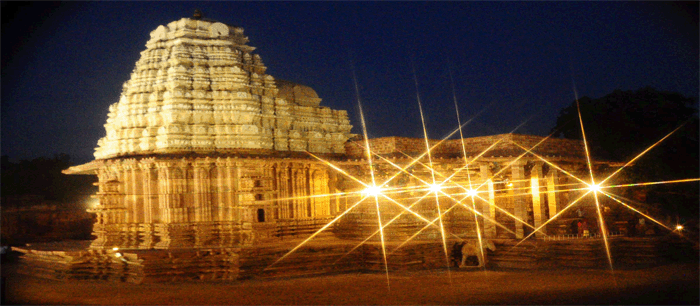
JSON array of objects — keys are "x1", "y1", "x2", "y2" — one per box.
[
  {"x1": 112, "y1": 247, "x2": 119, "y2": 251},
  {"x1": 362, "y1": 185, "x2": 383, "y2": 197},
  {"x1": 115, "y1": 252, "x2": 122, "y2": 258},
  {"x1": 268, "y1": 69, "x2": 699, "y2": 290}
]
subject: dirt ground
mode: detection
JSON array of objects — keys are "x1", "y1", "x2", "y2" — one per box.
[{"x1": 2, "y1": 259, "x2": 698, "y2": 305}]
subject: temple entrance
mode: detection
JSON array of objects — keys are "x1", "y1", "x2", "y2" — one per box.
[{"x1": 257, "y1": 209, "x2": 265, "y2": 222}]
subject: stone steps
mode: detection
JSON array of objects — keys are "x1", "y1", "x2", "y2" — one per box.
[{"x1": 16, "y1": 236, "x2": 697, "y2": 282}]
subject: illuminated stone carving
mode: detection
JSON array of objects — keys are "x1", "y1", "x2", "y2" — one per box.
[
  {"x1": 94, "y1": 18, "x2": 352, "y2": 160},
  {"x1": 65, "y1": 16, "x2": 609, "y2": 252},
  {"x1": 72, "y1": 157, "x2": 336, "y2": 249}
]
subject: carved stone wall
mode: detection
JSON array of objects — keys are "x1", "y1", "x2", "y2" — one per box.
[
  {"x1": 84, "y1": 157, "x2": 334, "y2": 249},
  {"x1": 94, "y1": 18, "x2": 352, "y2": 160}
]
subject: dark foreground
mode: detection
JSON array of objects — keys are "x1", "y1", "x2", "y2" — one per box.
[{"x1": 2, "y1": 259, "x2": 698, "y2": 305}]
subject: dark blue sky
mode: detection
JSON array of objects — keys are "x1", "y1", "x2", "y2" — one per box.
[{"x1": 2, "y1": 1, "x2": 698, "y2": 165}]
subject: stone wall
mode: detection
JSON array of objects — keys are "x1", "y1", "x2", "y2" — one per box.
[{"x1": 71, "y1": 156, "x2": 338, "y2": 250}]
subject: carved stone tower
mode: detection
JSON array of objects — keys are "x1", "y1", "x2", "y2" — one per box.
[{"x1": 65, "y1": 17, "x2": 354, "y2": 250}]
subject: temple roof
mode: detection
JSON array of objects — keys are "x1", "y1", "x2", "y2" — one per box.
[
  {"x1": 275, "y1": 79, "x2": 322, "y2": 107},
  {"x1": 91, "y1": 17, "x2": 353, "y2": 160},
  {"x1": 345, "y1": 133, "x2": 623, "y2": 166}
]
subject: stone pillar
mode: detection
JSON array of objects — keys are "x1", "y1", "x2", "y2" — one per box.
[
  {"x1": 277, "y1": 163, "x2": 287, "y2": 219},
  {"x1": 156, "y1": 162, "x2": 174, "y2": 224},
  {"x1": 479, "y1": 163, "x2": 497, "y2": 239},
  {"x1": 214, "y1": 161, "x2": 224, "y2": 222},
  {"x1": 292, "y1": 166, "x2": 301, "y2": 219},
  {"x1": 193, "y1": 166, "x2": 202, "y2": 222},
  {"x1": 530, "y1": 162, "x2": 546, "y2": 237},
  {"x1": 210, "y1": 164, "x2": 222, "y2": 222},
  {"x1": 222, "y1": 159, "x2": 236, "y2": 222},
  {"x1": 193, "y1": 164, "x2": 212, "y2": 222},
  {"x1": 287, "y1": 166, "x2": 294, "y2": 219},
  {"x1": 220, "y1": 160, "x2": 239, "y2": 222},
  {"x1": 141, "y1": 164, "x2": 153, "y2": 223},
  {"x1": 232, "y1": 162, "x2": 242, "y2": 221},
  {"x1": 130, "y1": 166, "x2": 142, "y2": 224},
  {"x1": 200, "y1": 165, "x2": 212, "y2": 222},
  {"x1": 310, "y1": 168, "x2": 329, "y2": 217},
  {"x1": 176, "y1": 162, "x2": 190, "y2": 223},
  {"x1": 122, "y1": 166, "x2": 133, "y2": 224},
  {"x1": 511, "y1": 160, "x2": 527, "y2": 239},
  {"x1": 305, "y1": 167, "x2": 313, "y2": 218},
  {"x1": 140, "y1": 162, "x2": 156, "y2": 249},
  {"x1": 329, "y1": 171, "x2": 340, "y2": 215},
  {"x1": 193, "y1": 162, "x2": 213, "y2": 247},
  {"x1": 546, "y1": 168, "x2": 559, "y2": 219}
]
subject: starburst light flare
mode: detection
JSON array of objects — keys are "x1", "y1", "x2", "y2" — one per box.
[
  {"x1": 429, "y1": 184, "x2": 443, "y2": 194},
  {"x1": 574, "y1": 86, "x2": 614, "y2": 271},
  {"x1": 352, "y1": 63, "x2": 391, "y2": 290},
  {"x1": 363, "y1": 185, "x2": 384, "y2": 197},
  {"x1": 265, "y1": 61, "x2": 697, "y2": 289},
  {"x1": 411, "y1": 59, "x2": 453, "y2": 281}
]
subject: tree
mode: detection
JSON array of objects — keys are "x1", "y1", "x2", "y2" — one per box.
[
  {"x1": 1, "y1": 154, "x2": 96, "y2": 207},
  {"x1": 551, "y1": 87, "x2": 699, "y2": 219}
]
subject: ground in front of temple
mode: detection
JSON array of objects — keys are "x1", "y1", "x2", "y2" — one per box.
[{"x1": 3, "y1": 258, "x2": 697, "y2": 305}]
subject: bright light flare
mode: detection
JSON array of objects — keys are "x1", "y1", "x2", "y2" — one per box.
[
  {"x1": 466, "y1": 189, "x2": 478, "y2": 197},
  {"x1": 588, "y1": 183, "x2": 601, "y2": 193},
  {"x1": 676, "y1": 225, "x2": 684, "y2": 231},
  {"x1": 362, "y1": 185, "x2": 383, "y2": 197},
  {"x1": 429, "y1": 184, "x2": 442, "y2": 194}
]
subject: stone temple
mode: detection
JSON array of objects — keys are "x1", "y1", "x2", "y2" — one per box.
[
  {"x1": 65, "y1": 17, "x2": 354, "y2": 249},
  {"x1": 27, "y1": 14, "x2": 681, "y2": 282},
  {"x1": 62, "y1": 15, "x2": 607, "y2": 249}
]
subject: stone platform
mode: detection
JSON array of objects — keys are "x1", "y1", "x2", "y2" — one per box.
[{"x1": 14, "y1": 236, "x2": 696, "y2": 283}]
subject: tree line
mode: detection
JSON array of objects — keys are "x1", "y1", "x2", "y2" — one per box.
[
  {"x1": 1, "y1": 154, "x2": 96, "y2": 207},
  {"x1": 551, "y1": 87, "x2": 699, "y2": 219}
]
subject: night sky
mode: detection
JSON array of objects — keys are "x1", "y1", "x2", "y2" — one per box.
[{"x1": 2, "y1": 1, "x2": 698, "y2": 165}]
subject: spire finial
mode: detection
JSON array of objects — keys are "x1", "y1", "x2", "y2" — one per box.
[{"x1": 193, "y1": 9, "x2": 203, "y2": 20}]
